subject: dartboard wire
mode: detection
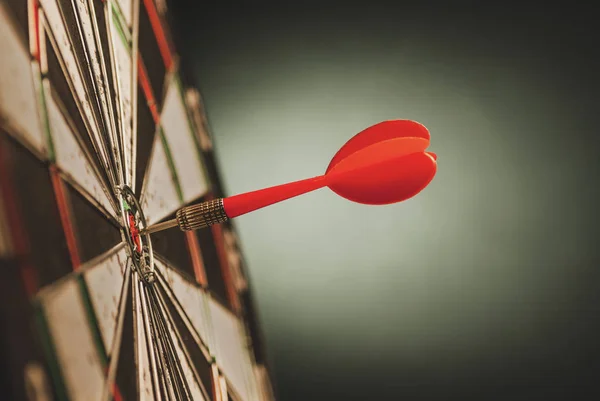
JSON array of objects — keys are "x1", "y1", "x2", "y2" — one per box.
[
  {"x1": 153, "y1": 286, "x2": 193, "y2": 400},
  {"x1": 138, "y1": 280, "x2": 166, "y2": 401},
  {"x1": 64, "y1": 0, "x2": 122, "y2": 188},
  {"x1": 148, "y1": 287, "x2": 192, "y2": 401},
  {"x1": 37, "y1": 1, "x2": 120, "y2": 198},
  {"x1": 135, "y1": 278, "x2": 160, "y2": 401},
  {"x1": 147, "y1": 285, "x2": 193, "y2": 400},
  {"x1": 100, "y1": 261, "x2": 132, "y2": 401},
  {"x1": 106, "y1": 4, "x2": 134, "y2": 188},
  {"x1": 74, "y1": 0, "x2": 125, "y2": 188},
  {"x1": 130, "y1": 0, "x2": 141, "y2": 194},
  {"x1": 38, "y1": 22, "x2": 119, "y2": 217},
  {"x1": 51, "y1": 0, "x2": 116, "y2": 184},
  {"x1": 88, "y1": 0, "x2": 127, "y2": 188},
  {"x1": 153, "y1": 260, "x2": 213, "y2": 355},
  {"x1": 152, "y1": 280, "x2": 212, "y2": 400},
  {"x1": 144, "y1": 285, "x2": 179, "y2": 400},
  {"x1": 41, "y1": 77, "x2": 121, "y2": 220}
]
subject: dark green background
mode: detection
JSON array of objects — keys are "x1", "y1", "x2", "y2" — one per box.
[{"x1": 169, "y1": 2, "x2": 599, "y2": 400}]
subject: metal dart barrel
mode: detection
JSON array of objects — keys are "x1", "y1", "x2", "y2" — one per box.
[{"x1": 142, "y1": 198, "x2": 229, "y2": 235}]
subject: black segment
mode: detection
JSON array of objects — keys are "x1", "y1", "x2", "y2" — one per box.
[
  {"x1": 0, "y1": 259, "x2": 57, "y2": 401},
  {"x1": 203, "y1": 151, "x2": 226, "y2": 198},
  {"x1": 152, "y1": 211, "x2": 195, "y2": 280},
  {"x1": 138, "y1": 1, "x2": 166, "y2": 106},
  {"x1": 195, "y1": 220, "x2": 229, "y2": 306},
  {"x1": 54, "y1": 0, "x2": 108, "y2": 139},
  {"x1": 240, "y1": 290, "x2": 267, "y2": 365},
  {"x1": 156, "y1": 283, "x2": 214, "y2": 400},
  {"x1": 0, "y1": 133, "x2": 72, "y2": 287},
  {"x1": 65, "y1": 182, "x2": 121, "y2": 263},
  {"x1": 5, "y1": 0, "x2": 28, "y2": 45},
  {"x1": 135, "y1": 83, "x2": 156, "y2": 197},
  {"x1": 115, "y1": 280, "x2": 136, "y2": 401},
  {"x1": 44, "y1": 34, "x2": 112, "y2": 194}
]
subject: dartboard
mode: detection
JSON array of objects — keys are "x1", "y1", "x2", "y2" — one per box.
[{"x1": 0, "y1": 1, "x2": 275, "y2": 400}]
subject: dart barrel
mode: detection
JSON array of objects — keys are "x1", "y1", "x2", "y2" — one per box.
[{"x1": 176, "y1": 198, "x2": 229, "y2": 231}]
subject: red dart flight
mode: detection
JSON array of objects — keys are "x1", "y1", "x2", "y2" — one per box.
[{"x1": 223, "y1": 120, "x2": 437, "y2": 218}]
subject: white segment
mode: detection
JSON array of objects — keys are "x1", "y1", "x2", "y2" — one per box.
[
  {"x1": 209, "y1": 298, "x2": 258, "y2": 401},
  {"x1": 45, "y1": 84, "x2": 116, "y2": 219},
  {"x1": 39, "y1": 0, "x2": 107, "y2": 170},
  {"x1": 254, "y1": 366, "x2": 275, "y2": 401},
  {"x1": 116, "y1": 0, "x2": 133, "y2": 27},
  {"x1": 0, "y1": 4, "x2": 46, "y2": 156},
  {"x1": 82, "y1": 245, "x2": 128, "y2": 354},
  {"x1": 135, "y1": 281, "x2": 155, "y2": 401},
  {"x1": 42, "y1": 278, "x2": 104, "y2": 401},
  {"x1": 155, "y1": 290, "x2": 207, "y2": 401},
  {"x1": 109, "y1": 10, "x2": 134, "y2": 187},
  {"x1": 156, "y1": 259, "x2": 211, "y2": 348},
  {"x1": 161, "y1": 80, "x2": 208, "y2": 203},
  {"x1": 140, "y1": 135, "x2": 182, "y2": 224},
  {"x1": 185, "y1": 88, "x2": 213, "y2": 151}
]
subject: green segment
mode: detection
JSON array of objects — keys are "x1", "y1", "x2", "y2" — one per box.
[
  {"x1": 33, "y1": 302, "x2": 69, "y2": 401},
  {"x1": 77, "y1": 276, "x2": 109, "y2": 366},
  {"x1": 111, "y1": 2, "x2": 131, "y2": 45},
  {"x1": 159, "y1": 127, "x2": 185, "y2": 203},
  {"x1": 36, "y1": 67, "x2": 56, "y2": 162}
]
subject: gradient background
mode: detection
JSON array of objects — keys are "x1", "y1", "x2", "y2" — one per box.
[{"x1": 169, "y1": 2, "x2": 599, "y2": 400}]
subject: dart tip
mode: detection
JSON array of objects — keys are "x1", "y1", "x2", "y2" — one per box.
[{"x1": 141, "y1": 218, "x2": 179, "y2": 235}]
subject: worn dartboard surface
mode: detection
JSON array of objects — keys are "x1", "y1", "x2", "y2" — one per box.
[{"x1": 0, "y1": 1, "x2": 275, "y2": 400}]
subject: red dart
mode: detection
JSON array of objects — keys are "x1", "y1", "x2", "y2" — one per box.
[{"x1": 144, "y1": 120, "x2": 437, "y2": 234}]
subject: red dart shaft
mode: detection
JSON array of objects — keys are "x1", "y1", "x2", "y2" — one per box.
[{"x1": 223, "y1": 175, "x2": 327, "y2": 218}]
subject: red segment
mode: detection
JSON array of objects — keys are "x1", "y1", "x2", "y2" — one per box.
[
  {"x1": 186, "y1": 230, "x2": 207, "y2": 286},
  {"x1": 137, "y1": 57, "x2": 160, "y2": 123},
  {"x1": 207, "y1": 194, "x2": 241, "y2": 313},
  {"x1": 28, "y1": 0, "x2": 40, "y2": 61},
  {"x1": 142, "y1": 0, "x2": 173, "y2": 70},
  {"x1": 50, "y1": 167, "x2": 81, "y2": 269},
  {"x1": 128, "y1": 212, "x2": 142, "y2": 253},
  {"x1": 327, "y1": 120, "x2": 430, "y2": 173}
]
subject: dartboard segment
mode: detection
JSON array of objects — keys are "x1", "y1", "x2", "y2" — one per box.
[
  {"x1": 160, "y1": 75, "x2": 209, "y2": 204},
  {"x1": 38, "y1": 0, "x2": 117, "y2": 189},
  {"x1": 0, "y1": 132, "x2": 72, "y2": 288},
  {"x1": 43, "y1": 81, "x2": 118, "y2": 221},
  {"x1": 140, "y1": 131, "x2": 182, "y2": 224},
  {"x1": 81, "y1": 243, "x2": 129, "y2": 356},
  {"x1": 0, "y1": 3, "x2": 46, "y2": 159},
  {"x1": 35, "y1": 277, "x2": 108, "y2": 401},
  {"x1": 70, "y1": 0, "x2": 124, "y2": 185},
  {"x1": 155, "y1": 257, "x2": 213, "y2": 351},
  {"x1": 209, "y1": 297, "x2": 259, "y2": 401},
  {"x1": 107, "y1": 4, "x2": 135, "y2": 188}
]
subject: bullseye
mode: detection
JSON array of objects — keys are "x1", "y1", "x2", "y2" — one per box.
[{"x1": 119, "y1": 185, "x2": 154, "y2": 283}]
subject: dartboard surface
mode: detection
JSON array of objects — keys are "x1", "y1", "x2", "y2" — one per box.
[{"x1": 0, "y1": 1, "x2": 275, "y2": 400}]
